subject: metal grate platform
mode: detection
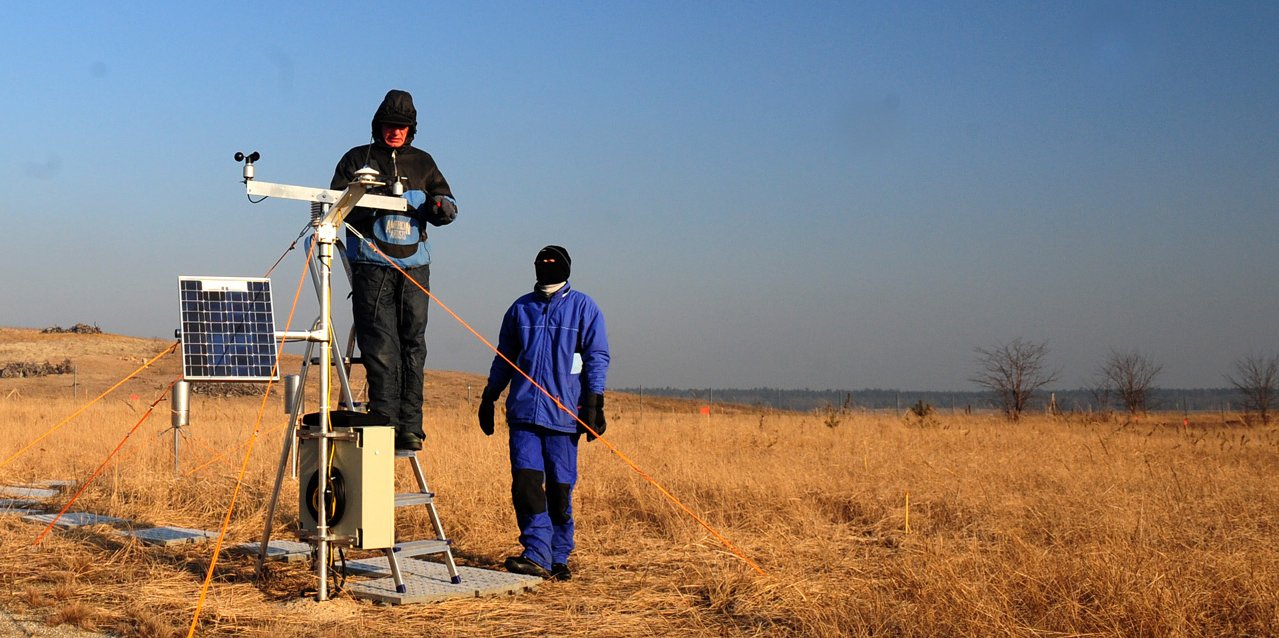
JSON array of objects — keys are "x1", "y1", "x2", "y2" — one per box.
[
  {"x1": 235, "y1": 540, "x2": 312, "y2": 563},
  {"x1": 343, "y1": 558, "x2": 541, "y2": 605},
  {"x1": 0, "y1": 486, "x2": 59, "y2": 499},
  {"x1": 0, "y1": 498, "x2": 41, "y2": 510},
  {"x1": 0, "y1": 504, "x2": 43, "y2": 516},
  {"x1": 120, "y1": 526, "x2": 218, "y2": 546},
  {"x1": 22, "y1": 512, "x2": 129, "y2": 528}
]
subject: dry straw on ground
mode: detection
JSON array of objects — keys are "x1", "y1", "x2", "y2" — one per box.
[{"x1": 1, "y1": 327, "x2": 1277, "y2": 637}]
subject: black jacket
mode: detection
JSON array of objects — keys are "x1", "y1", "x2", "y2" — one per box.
[{"x1": 331, "y1": 90, "x2": 454, "y2": 265}]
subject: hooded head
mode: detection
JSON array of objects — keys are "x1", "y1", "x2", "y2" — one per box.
[
  {"x1": 371, "y1": 89, "x2": 418, "y2": 146},
  {"x1": 535, "y1": 245, "x2": 571, "y2": 286}
]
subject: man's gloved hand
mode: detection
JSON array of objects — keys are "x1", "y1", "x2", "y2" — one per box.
[
  {"x1": 426, "y1": 195, "x2": 457, "y2": 226},
  {"x1": 577, "y1": 393, "x2": 606, "y2": 441},
  {"x1": 478, "y1": 388, "x2": 499, "y2": 436}
]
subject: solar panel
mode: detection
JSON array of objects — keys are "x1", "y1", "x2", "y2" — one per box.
[{"x1": 178, "y1": 276, "x2": 279, "y2": 381}]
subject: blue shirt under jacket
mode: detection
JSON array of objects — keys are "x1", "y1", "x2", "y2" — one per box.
[{"x1": 485, "y1": 283, "x2": 610, "y2": 433}]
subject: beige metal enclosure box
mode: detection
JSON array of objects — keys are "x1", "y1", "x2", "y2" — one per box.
[{"x1": 298, "y1": 426, "x2": 395, "y2": 549}]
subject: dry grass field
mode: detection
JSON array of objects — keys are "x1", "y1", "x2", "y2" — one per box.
[{"x1": 1, "y1": 327, "x2": 1278, "y2": 637}]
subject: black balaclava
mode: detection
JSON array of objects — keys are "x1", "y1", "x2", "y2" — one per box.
[
  {"x1": 535, "y1": 245, "x2": 571, "y2": 286},
  {"x1": 371, "y1": 89, "x2": 418, "y2": 145}
]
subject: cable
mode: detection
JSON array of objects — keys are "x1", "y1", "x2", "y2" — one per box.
[{"x1": 262, "y1": 221, "x2": 314, "y2": 278}]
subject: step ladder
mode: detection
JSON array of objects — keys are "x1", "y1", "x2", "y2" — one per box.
[{"x1": 383, "y1": 450, "x2": 461, "y2": 592}]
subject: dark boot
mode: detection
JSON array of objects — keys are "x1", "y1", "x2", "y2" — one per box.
[
  {"x1": 395, "y1": 432, "x2": 423, "y2": 451},
  {"x1": 550, "y1": 563, "x2": 572, "y2": 581},
  {"x1": 504, "y1": 555, "x2": 549, "y2": 578}
]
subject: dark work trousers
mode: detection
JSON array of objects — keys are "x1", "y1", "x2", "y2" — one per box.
[
  {"x1": 509, "y1": 422, "x2": 580, "y2": 570},
  {"x1": 350, "y1": 262, "x2": 430, "y2": 440}
]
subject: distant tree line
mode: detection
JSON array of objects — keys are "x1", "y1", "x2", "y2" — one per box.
[
  {"x1": 621, "y1": 342, "x2": 1279, "y2": 425},
  {"x1": 618, "y1": 385, "x2": 1246, "y2": 415}
]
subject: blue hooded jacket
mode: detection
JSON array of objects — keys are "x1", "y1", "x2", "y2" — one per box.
[{"x1": 484, "y1": 283, "x2": 610, "y2": 433}]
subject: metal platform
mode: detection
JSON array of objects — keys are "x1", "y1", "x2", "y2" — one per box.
[
  {"x1": 22, "y1": 512, "x2": 129, "y2": 528},
  {"x1": 120, "y1": 526, "x2": 218, "y2": 546},
  {"x1": 0, "y1": 498, "x2": 41, "y2": 510},
  {"x1": 237, "y1": 539, "x2": 312, "y2": 562},
  {"x1": 343, "y1": 558, "x2": 541, "y2": 605},
  {"x1": 0, "y1": 486, "x2": 59, "y2": 499},
  {"x1": 0, "y1": 504, "x2": 43, "y2": 516}
]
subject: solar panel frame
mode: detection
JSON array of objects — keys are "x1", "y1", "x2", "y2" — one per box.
[{"x1": 178, "y1": 276, "x2": 280, "y2": 381}]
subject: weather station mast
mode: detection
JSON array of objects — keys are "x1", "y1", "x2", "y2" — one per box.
[
  {"x1": 237, "y1": 150, "x2": 409, "y2": 600},
  {"x1": 174, "y1": 152, "x2": 532, "y2": 606}
]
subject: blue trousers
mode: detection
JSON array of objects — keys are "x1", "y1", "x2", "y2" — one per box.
[
  {"x1": 350, "y1": 263, "x2": 430, "y2": 439},
  {"x1": 509, "y1": 423, "x2": 580, "y2": 569}
]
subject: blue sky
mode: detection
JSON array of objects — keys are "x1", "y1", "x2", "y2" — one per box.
[{"x1": 3, "y1": 2, "x2": 1277, "y2": 390}]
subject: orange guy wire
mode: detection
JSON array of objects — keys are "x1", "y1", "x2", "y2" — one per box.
[
  {"x1": 33, "y1": 379, "x2": 180, "y2": 546},
  {"x1": 0, "y1": 342, "x2": 177, "y2": 472}
]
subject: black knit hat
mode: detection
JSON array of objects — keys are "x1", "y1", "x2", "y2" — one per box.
[{"x1": 535, "y1": 245, "x2": 571, "y2": 285}]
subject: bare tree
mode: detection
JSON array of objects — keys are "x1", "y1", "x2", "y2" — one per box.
[
  {"x1": 1225, "y1": 353, "x2": 1279, "y2": 425},
  {"x1": 1097, "y1": 349, "x2": 1162, "y2": 415},
  {"x1": 970, "y1": 338, "x2": 1059, "y2": 421}
]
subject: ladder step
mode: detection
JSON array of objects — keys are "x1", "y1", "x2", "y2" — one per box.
[
  {"x1": 393, "y1": 539, "x2": 452, "y2": 558},
  {"x1": 395, "y1": 493, "x2": 435, "y2": 507}
]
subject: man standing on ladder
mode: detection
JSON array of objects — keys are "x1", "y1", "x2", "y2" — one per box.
[
  {"x1": 332, "y1": 89, "x2": 458, "y2": 451},
  {"x1": 478, "y1": 246, "x2": 610, "y2": 580}
]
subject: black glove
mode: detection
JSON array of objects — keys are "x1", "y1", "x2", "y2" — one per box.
[
  {"x1": 426, "y1": 195, "x2": 457, "y2": 226},
  {"x1": 478, "y1": 388, "x2": 499, "y2": 436},
  {"x1": 577, "y1": 393, "x2": 606, "y2": 441}
]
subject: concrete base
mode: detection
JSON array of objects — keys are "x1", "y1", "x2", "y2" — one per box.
[{"x1": 343, "y1": 558, "x2": 541, "y2": 604}]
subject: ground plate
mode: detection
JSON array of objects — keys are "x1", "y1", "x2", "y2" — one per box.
[{"x1": 343, "y1": 558, "x2": 541, "y2": 604}]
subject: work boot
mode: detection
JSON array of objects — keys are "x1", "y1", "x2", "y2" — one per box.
[
  {"x1": 395, "y1": 432, "x2": 423, "y2": 451},
  {"x1": 550, "y1": 563, "x2": 572, "y2": 581},
  {"x1": 504, "y1": 555, "x2": 549, "y2": 578}
]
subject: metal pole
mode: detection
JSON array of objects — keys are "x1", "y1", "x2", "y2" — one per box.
[
  {"x1": 171, "y1": 381, "x2": 190, "y2": 475},
  {"x1": 314, "y1": 225, "x2": 336, "y2": 601},
  {"x1": 236, "y1": 166, "x2": 391, "y2": 602}
]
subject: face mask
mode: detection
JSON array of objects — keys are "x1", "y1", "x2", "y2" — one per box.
[{"x1": 534, "y1": 246, "x2": 571, "y2": 285}]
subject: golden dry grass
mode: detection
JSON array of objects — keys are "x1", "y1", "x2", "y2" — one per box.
[{"x1": 1, "y1": 328, "x2": 1278, "y2": 636}]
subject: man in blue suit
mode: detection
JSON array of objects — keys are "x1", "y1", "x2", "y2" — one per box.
[{"x1": 479, "y1": 246, "x2": 610, "y2": 580}]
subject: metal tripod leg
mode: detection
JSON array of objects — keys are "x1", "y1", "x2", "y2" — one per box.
[{"x1": 256, "y1": 334, "x2": 317, "y2": 577}]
